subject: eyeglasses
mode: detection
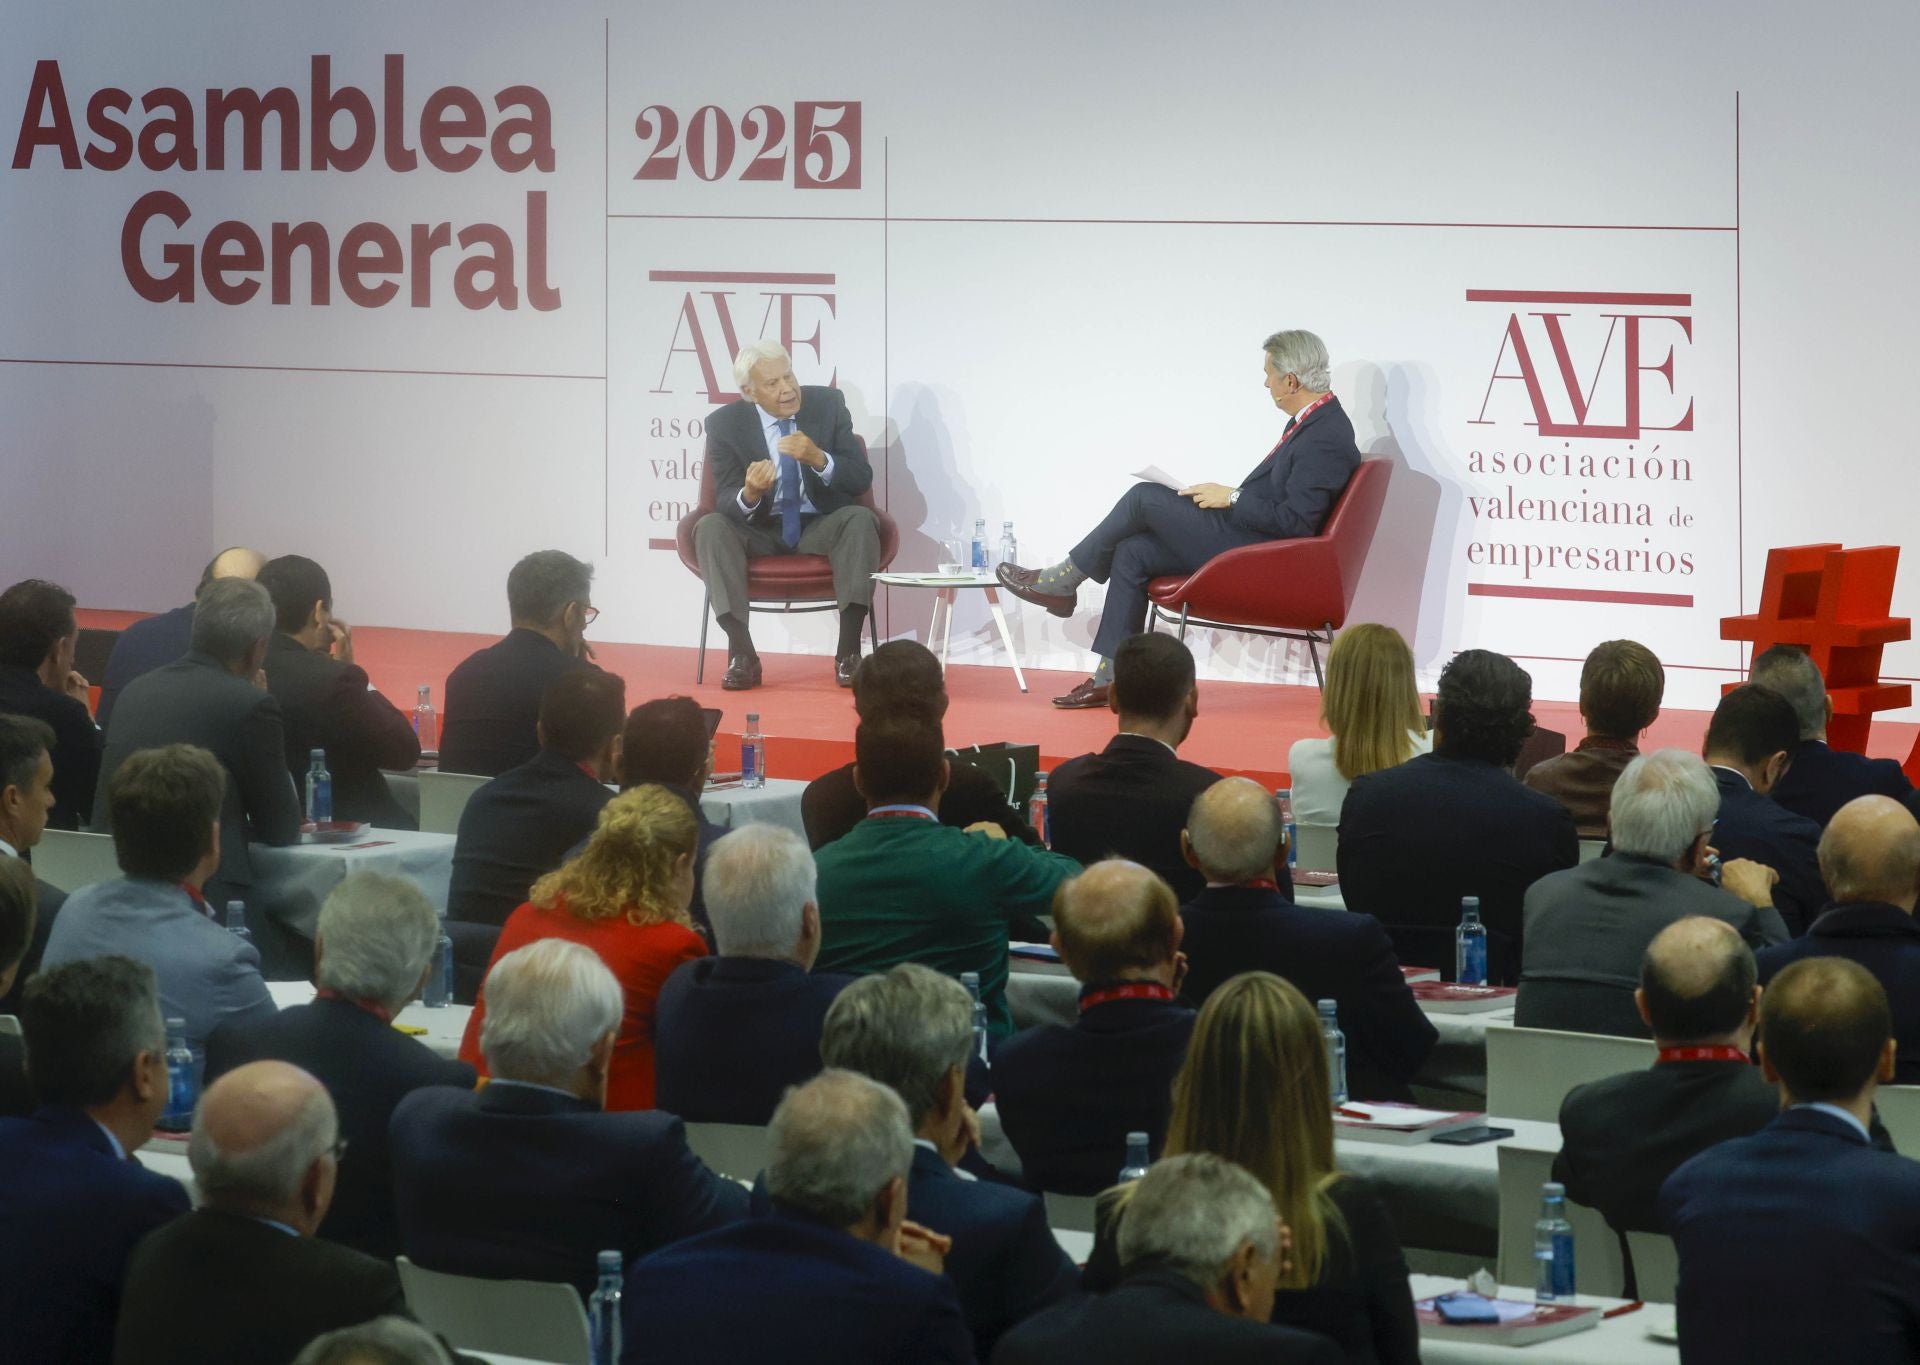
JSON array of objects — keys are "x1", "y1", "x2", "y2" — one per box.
[
  {"x1": 577, "y1": 604, "x2": 600, "y2": 627},
  {"x1": 328, "y1": 1136, "x2": 350, "y2": 1163}
]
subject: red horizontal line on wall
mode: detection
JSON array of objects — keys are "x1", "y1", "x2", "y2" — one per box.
[
  {"x1": 1469, "y1": 583, "x2": 1695, "y2": 608},
  {"x1": 613, "y1": 213, "x2": 1737, "y2": 233},
  {"x1": 1464, "y1": 289, "x2": 1692, "y2": 306},
  {"x1": 646, "y1": 270, "x2": 836, "y2": 284},
  {"x1": 647, "y1": 538, "x2": 677, "y2": 551},
  {"x1": 0, "y1": 356, "x2": 603, "y2": 381}
]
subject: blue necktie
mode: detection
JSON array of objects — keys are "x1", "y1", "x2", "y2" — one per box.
[{"x1": 776, "y1": 418, "x2": 802, "y2": 548}]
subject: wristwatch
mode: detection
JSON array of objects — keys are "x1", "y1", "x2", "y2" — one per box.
[{"x1": 1228, "y1": 490, "x2": 1242, "y2": 506}]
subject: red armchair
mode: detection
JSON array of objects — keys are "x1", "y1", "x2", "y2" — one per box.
[
  {"x1": 674, "y1": 435, "x2": 901, "y2": 682},
  {"x1": 1144, "y1": 459, "x2": 1392, "y2": 687}
]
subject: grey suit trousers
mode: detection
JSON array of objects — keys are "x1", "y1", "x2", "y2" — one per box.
[{"x1": 694, "y1": 504, "x2": 881, "y2": 620}]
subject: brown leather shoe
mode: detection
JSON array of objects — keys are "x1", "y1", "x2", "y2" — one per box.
[
  {"x1": 996, "y1": 563, "x2": 1077, "y2": 618},
  {"x1": 721, "y1": 655, "x2": 763, "y2": 691},
  {"x1": 1051, "y1": 678, "x2": 1112, "y2": 709}
]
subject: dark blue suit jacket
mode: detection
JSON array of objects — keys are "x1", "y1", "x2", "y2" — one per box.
[
  {"x1": 447, "y1": 749, "x2": 613, "y2": 927},
  {"x1": 0, "y1": 1105, "x2": 190, "y2": 1363},
  {"x1": 97, "y1": 602, "x2": 194, "y2": 731},
  {"x1": 1230, "y1": 395, "x2": 1362, "y2": 542},
  {"x1": 1757, "y1": 902, "x2": 1920, "y2": 1086},
  {"x1": 1772, "y1": 738, "x2": 1919, "y2": 829},
  {"x1": 1181, "y1": 884, "x2": 1437, "y2": 1101},
  {"x1": 1047, "y1": 735, "x2": 1225, "y2": 904},
  {"x1": 992, "y1": 991, "x2": 1196, "y2": 1194},
  {"x1": 653, "y1": 956, "x2": 852, "y2": 1124},
  {"x1": 438, "y1": 627, "x2": 595, "y2": 777},
  {"x1": 0, "y1": 663, "x2": 102, "y2": 832},
  {"x1": 1710, "y1": 766, "x2": 1826, "y2": 936},
  {"x1": 389, "y1": 1079, "x2": 748, "y2": 1299},
  {"x1": 621, "y1": 1209, "x2": 972, "y2": 1365},
  {"x1": 1661, "y1": 1106, "x2": 1920, "y2": 1364}
]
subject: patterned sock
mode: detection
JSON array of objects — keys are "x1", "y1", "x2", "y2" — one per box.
[
  {"x1": 1091, "y1": 655, "x2": 1114, "y2": 685},
  {"x1": 1034, "y1": 558, "x2": 1087, "y2": 591}
]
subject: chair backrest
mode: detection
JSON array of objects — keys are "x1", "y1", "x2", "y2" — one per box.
[
  {"x1": 1874, "y1": 1084, "x2": 1920, "y2": 1156},
  {"x1": 31, "y1": 829, "x2": 120, "y2": 894},
  {"x1": 1485, "y1": 1024, "x2": 1656, "y2": 1123},
  {"x1": 0, "y1": 1015, "x2": 19, "y2": 1039},
  {"x1": 417, "y1": 770, "x2": 491, "y2": 836},
  {"x1": 1324, "y1": 459, "x2": 1394, "y2": 624},
  {"x1": 1043, "y1": 1190, "x2": 1099, "y2": 1235},
  {"x1": 684, "y1": 1121, "x2": 772, "y2": 1182},
  {"x1": 1625, "y1": 1230, "x2": 1680, "y2": 1302},
  {"x1": 1294, "y1": 824, "x2": 1339, "y2": 874},
  {"x1": 1577, "y1": 839, "x2": 1607, "y2": 865},
  {"x1": 1495, "y1": 1144, "x2": 1626, "y2": 1296},
  {"x1": 396, "y1": 1256, "x2": 591, "y2": 1365}
]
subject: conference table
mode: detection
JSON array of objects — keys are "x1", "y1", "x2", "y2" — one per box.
[
  {"x1": 254, "y1": 830, "x2": 457, "y2": 941},
  {"x1": 383, "y1": 770, "x2": 809, "y2": 842},
  {"x1": 262, "y1": 981, "x2": 471, "y2": 1060},
  {"x1": 1407, "y1": 1275, "x2": 1678, "y2": 1364}
]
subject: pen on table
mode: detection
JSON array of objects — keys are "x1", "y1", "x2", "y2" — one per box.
[
  {"x1": 1602, "y1": 1301, "x2": 1645, "y2": 1319},
  {"x1": 1335, "y1": 1106, "x2": 1372, "y2": 1120}
]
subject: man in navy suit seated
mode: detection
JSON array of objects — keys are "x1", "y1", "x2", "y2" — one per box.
[
  {"x1": 96, "y1": 547, "x2": 264, "y2": 729},
  {"x1": 0, "y1": 956, "x2": 189, "y2": 1362},
  {"x1": 1758, "y1": 795, "x2": 1920, "y2": 1084},
  {"x1": 621, "y1": 1068, "x2": 973, "y2": 1364},
  {"x1": 992, "y1": 860, "x2": 1197, "y2": 1194},
  {"x1": 1753, "y1": 644, "x2": 1920, "y2": 828},
  {"x1": 1662, "y1": 956, "x2": 1920, "y2": 1364},
  {"x1": 820, "y1": 964, "x2": 1077, "y2": 1355},
  {"x1": 654, "y1": 824, "x2": 852, "y2": 1124},
  {"x1": 1702, "y1": 682, "x2": 1827, "y2": 935},
  {"x1": 0, "y1": 578, "x2": 104, "y2": 831},
  {"x1": 1180, "y1": 777, "x2": 1435, "y2": 1100},
  {"x1": 389, "y1": 938, "x2": 746, "y2": 1299}
]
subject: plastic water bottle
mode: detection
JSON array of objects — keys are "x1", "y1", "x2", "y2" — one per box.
[
  {"x1": 424, "y1": 907, "x2": 454, "y2": 1008},
  {"x1": 1118, "y1": 1130, "x2": 1151, "y2": 1184},
  {"x1": 1534, "y1": 1182, "x2": 1576, "y2": 1303},
  {"x1": 1027, "y1": 772, "x2": 1050, "y2": 846},
  {"x1": 413, "y1": 685, "x2": 437, "y2": 751},
  {"x1": 1456, "y1": 896, "x2": 1489, "y2": 986},
  {"x1": 999, "y1": 520, "x2": 1017, "y2": 567},
  {"x1": 741, "y1": 712, "x2": 766, "y2": 790},
  {"x1": 1275, "y1": 786, "x2": 1297, "y2": 869},
  {"x1": 224, "y1": 900, "x2": 251, "y2": 945},
  {"x1": 588, "y1": 1248, "x2": 623, "y2": 1364},
  {"x1": 162, "y1": 1018, "x2": 197, "y2": 1128},
  {"x1": 961, "y1": 971, "x2": 990, "y2": 1067},
  {"x1": 1319, "y1": 998, "x2": 1348, "y2": 1106},
  {"x1": 971, "y1": 518, "x2": 987, "y2": 571},
  {"x1": 305, "y1": 748, "x2": 332, "y2": 823}
]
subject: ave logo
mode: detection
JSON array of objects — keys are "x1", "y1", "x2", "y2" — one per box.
[{"x1": 648, "y1": 269, "x2": 837, "y2": 404}]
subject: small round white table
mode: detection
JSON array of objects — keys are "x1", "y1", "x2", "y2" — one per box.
[{"x1": 873, "y1": 571, "x2": 1029, "y2": 692}]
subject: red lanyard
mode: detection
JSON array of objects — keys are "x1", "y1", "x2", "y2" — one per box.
[
  {"x1": 1240, "y1": 878, "x2": 1281, "y2": 892},
  {"x1": 867, "y1": 806, "x2": 937, "y2": 821},
  {"x1": 1278, "y1": 392, "x2": 1336, "y2": 445},
  {"x1": 1080, "y1": 982, "x2": 1175, "y2": 1012},
  {"x1": 1657, "y1": 1046, "x2": 1747, "y2": 1064},
  {"x1": 315, "y1": 987, "x2": 398, "y2": 1025},
  {"x1": 179, "y1": 883, "x2": 212, "y2": 919}
]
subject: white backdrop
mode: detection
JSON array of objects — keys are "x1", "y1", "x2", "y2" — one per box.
[{"x1": 4, "y1": 0, "x2": 1916, "y2": 712}]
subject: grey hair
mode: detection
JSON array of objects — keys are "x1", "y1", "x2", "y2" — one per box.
[
  {"x1": 820, "y1": 964, "x2": 971, "y2": 1129},
  {"x1": 766, "y1": 1068, "x2": 914, "y2": 1227},
  {"x1": 732, "y1": 339, "x2": 793, "y2": 392},
  {"x1": 1749, "y1": 646, "x2": 1828, "y2": 740},
  {"x1": 505, "y1": 550, "x2": 593, "y2": 627},
  {"x1": 1610, "y1": 748, "x2": 1721, "y2": 864},
  {"x1": 314, "y1": 872, "x2": 441, "y2": 1013},
  {"x1": 1117, "y1": 1152, "x2": 1281, "y2": 1288},
  {"x1": 293, "y1": 1317, "x2": 453, "y2": 1365},
  {"x1": 1261, "y1": 329, "x2": 1331, "y2": 391},
  {"x1": 1185, "y1": 778, "x2": 1285, "y2": 884},
  {"x1": 704, "y1": 824, "x2": 816, "y2": 958},
  {"x1": 189, "y1": 1085, "x2": 338, "y2": 1212},
  {"x1": 190, "y1": 578, "x2": 276, "y2": 666},
  {"x1": 478, "y1": 939, "x2": 623, "y2": 1082}
]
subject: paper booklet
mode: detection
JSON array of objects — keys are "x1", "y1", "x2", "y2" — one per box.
[
  {"x1": 1131, "y1": 465, "x2": 1186, "y2": 491},
  {"x1": 1414, "y1": 1295, "x2": 1601, "y2": 1346},
  {"x1": 1334, "y1": 1101, "x2": 1485, "y2": 1145},
  {"x1": 1410, "y1": 982, "x2": 1519, "y2": 1014}
]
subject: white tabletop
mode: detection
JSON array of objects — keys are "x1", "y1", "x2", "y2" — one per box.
[
  {"x1": 252, "y1": 829, "x2": 456, "y2": 939},
  {"x1": 1409, "y1": 1274, "x2": 1678, "y2": 1364},
  {"x1": 698, "y1": 776, "x2": 808, "y2": 841},
  {"x1": 872, "y1": 571, "x2": 999, "y2": 588},
  {"x1": 264, "y1": 980, "x2": 470, "y2": 1061}
]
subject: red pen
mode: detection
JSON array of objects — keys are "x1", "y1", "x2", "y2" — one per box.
[
  {"x1": 1603, "y1": 1301, "x2": 1645, "y2": 1320},
  {"x1": 1335, "y1": 1106, "x2": 1372, "y2": 1120}
]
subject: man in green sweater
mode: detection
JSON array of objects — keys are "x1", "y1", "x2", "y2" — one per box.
[{"x1": 815, "y1": 715, "x2": 1081, "y2": 1035}]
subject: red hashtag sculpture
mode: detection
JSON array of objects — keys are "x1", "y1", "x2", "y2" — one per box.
[{"x1": 1720, "y1": 543, "x2": 1910, "y2": 756}]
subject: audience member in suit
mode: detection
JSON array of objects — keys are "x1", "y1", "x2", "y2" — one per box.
[
  {"x1": 1518, "y1": 749, "x2": 1790, "y2": 1036},
  {"x1": 1338, "y1": 649, "x2": 1579, "y2": 983},
  {"x1": 45, "y1": 745, "x2": 277, "y2": 1060},
  {"x1": 446, "y1": 668, "x2": 625, "y2": 931},
  {"x1": 621, "y1": 1068, "x2": 972, "y2": 1364},
  {"x1": 0, "y1": 578, "x2": 103, "y2": 831},
  {"x1": 92, "y1": 578, "x2": 302, "y2": 914},
  {"x1": 439, "y1": 549, "x2": 600, "y2": 776},
  {"x1": 1285, "y1": 624, "x2": 1432, "y2": 866},
  {"x1": 394, "y1": 940, "x2": 746, "y2": 1299},
  {"x1": 292, "y1": 1317, "x2": 456, "y2": 1365},
  {"x1": 116, "y1": 1061, "x2": 407, "y2": 1365},
  {"x1": 993, "y1": 860, "x2": 1196, "y2": 1193},
  {"x1": 654, "y1": 824, "x2": 853, "y2": 1123},
  {"x1": 1662, "y1": 957, "x2": 1920, "y2": 1365},
  {"x1": 1181, "y1": 777, "x2": 1436, "y2": 1101},
  {"x1": 997, "y1": 328, "x2": 1360, "y2": 713},
  {"x1": 1758, "y1": 794, "x2": 1920, "y2": 1084},
  {"x1": 1555, "y1": 917, "x2": 1776, "y2": 1245},
  {"x1": 459, "y1": 787, "x2": 710, "y2": 1110},
  {"x1": 821, "y1": 965, "x2": 1077, "y2": 1355},
  {"x1": 1047, "y1": 633, "x2": 1223, "y2": 903},
  {"x1": 803, "y1": 640, "x2": 1039, "y2": 849},
  {"x1": 0, "y1": 957, "x2": 189, "y2": 1363},
  {"x1": 1702, "y1": 682, "x2": 1827, "y2": 936},
  {"x1": 995, "y1": 1153, "x2": 1342, "y2": 1365},
  {"x1": 1523, "y1": 639, "x2": 1665, "y2": 838},
  {"x1": 0, "y1": 715, "x2": 66, "y2": 1016},
  {"x1": 96, "y1": 547, "x2": 264, "y2": 730},
  {"x1": 0, "y1": 859, "x2": 38, "y2": 1115},
  {"x1": 607, "y1": 696, "x2": 730, "y2": 931},
  {"x1": 206, "y1": 873, "x2": 475, "y2": 1259},
  {"x1": 1753, "y1": 643, "x2": 1920, "y2": 827},
  {"x1": 256, "y1": 555, "x2": 421, "y2": 829},
  {"x1": 814, "y1": 716, "x2": 1078, "y2": 1035}
]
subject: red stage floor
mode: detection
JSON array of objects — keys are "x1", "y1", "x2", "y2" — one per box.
[{"x1": 79, "y1": 611, "x2": 1920, "y2": 786}]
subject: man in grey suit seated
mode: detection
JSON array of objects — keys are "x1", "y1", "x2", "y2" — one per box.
[{"x1": 1516, "y1": 748, "x2": 1790, "y2": 1037}]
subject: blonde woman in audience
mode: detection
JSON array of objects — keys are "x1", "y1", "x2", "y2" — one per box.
[{"x1": 459, "y1": 785, "x2": 707, "y2": 1110}]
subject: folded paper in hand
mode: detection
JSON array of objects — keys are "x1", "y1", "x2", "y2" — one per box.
[{"x1": 1131, "y1": 465, "x2": 1186, "y2": 491}]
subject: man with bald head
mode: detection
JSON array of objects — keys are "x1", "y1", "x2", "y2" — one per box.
[
  {"x1": 1758, "y1": 794, "x2": 1920, "y2": 1084},
  {"x1": 98, "y1": 546, "x2": 266, "y2": 729},
  {"x1": 1179, "y1": 776, "x2": 1434, "y2": 1100},
  {"x1": 114, "y1": 1060, "x2": 406, "y2": 1365},
  {"x1": 991, "y1": 859, "x2": 1197, "y2": 1193}
]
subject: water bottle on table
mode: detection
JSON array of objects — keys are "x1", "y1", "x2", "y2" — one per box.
[
  {"x1": 999, "y1": 520, "x2": 1017, "y2": 567},
  {"x1": 412, "y1": 684, "x2": 437, "y2": 752},
  {"x1": 1533, "y1": 1181, "x2": 1576, "y2": 1303},
  {"x1": 1318, "y1": 998, "x2": 1348, "y2": 1106},
  {"x1": 741, "y1": 712, "x2": 766, "y2": 789},
  {"x1": 1027, "y1": 772, "x2": 1050, "y2": 846},
  {"x1": 424, "y1": 907, "x2": 453, "y2": 1009},
  {"x1": 1118, "y1": 1131, "x2": 1151, "y2": 1183},
  {"x1": 305, "y1": 748, "x2": 332, "y2": 823},
  {"x1": 161, "y1": 1018, "x2": 197, "y2": 1128},
  {"x1": 588, "y1": 1248, "x2": 623, "y2": 1364},
  {"x1": 1456, "y1": 896, "x2": 1489, "y2": 985},
  {"x1": 971, "y1": 518, "x2": 987, "y2": 571},
  {"x1": 961, "y1": 971, "x2": 989, "y2": 1066},
  {"x1": 224, "y1": 900, "x2": 251, "y2": 945},
  {"x1": 1275, "y1": 786, "x2": 1297, "y2": 869}
]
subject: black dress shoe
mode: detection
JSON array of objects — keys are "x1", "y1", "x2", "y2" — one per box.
[
  {"x1": 835, "y1": 653, "x2": 859, "y2": 688},
  {"x1": 1051, "y1": 678, "x2": 1112, "y2": 709},
  {"x1": 996, "y1": 563, "x2": 1077, "y2": 618},
  {"x1": 721, "y1": 655, "x2": 763, "y2": 691}
]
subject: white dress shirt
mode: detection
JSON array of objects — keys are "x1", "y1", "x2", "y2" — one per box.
[{"x1": 737, "y1": 406, "x2": 836, "y2": 516}]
